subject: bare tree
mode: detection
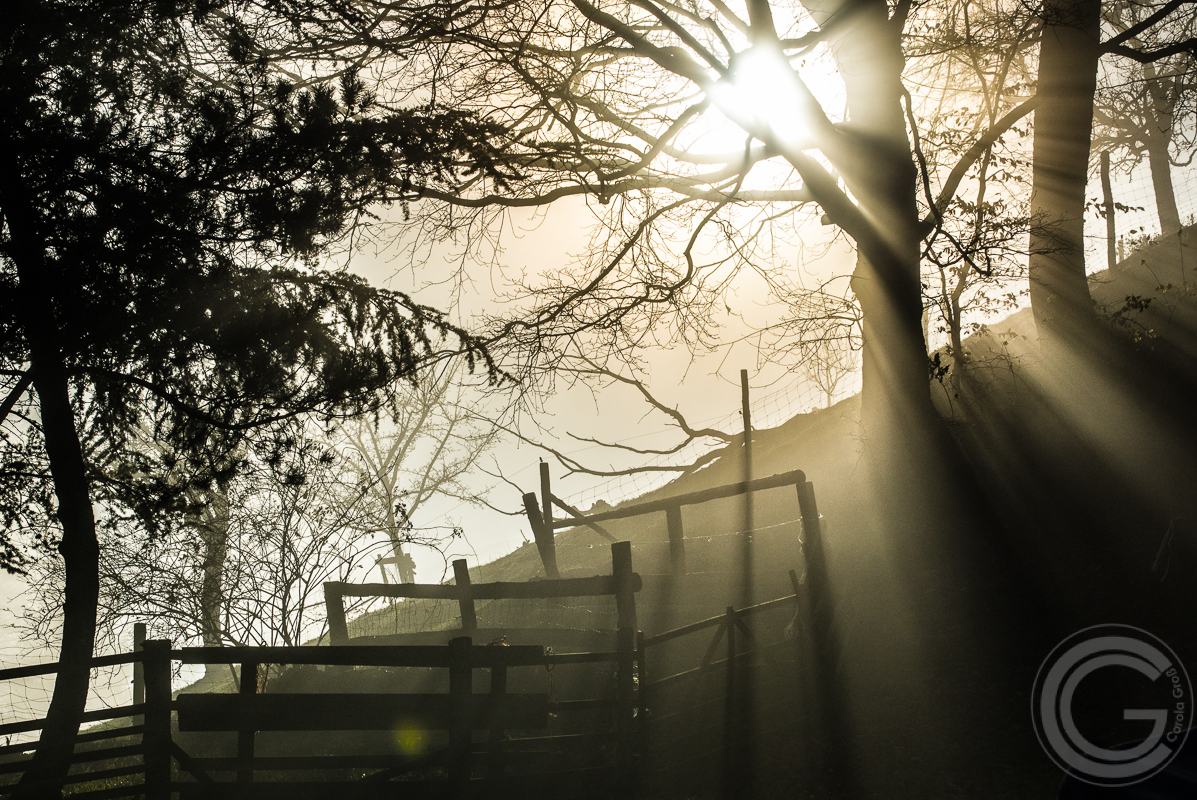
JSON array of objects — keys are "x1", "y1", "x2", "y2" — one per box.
[
  {"x1": 1095, "y1": 2, "x2": 1197, "y2": 237},
  {"x1": 332, "y1": 363, "x2": 505, "y2": 584}
]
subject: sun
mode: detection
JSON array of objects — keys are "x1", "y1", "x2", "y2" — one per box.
[
  {"x1": 697, "y1": 44, "x2": 843, "y2": 156},
  {"x1": 715, "y1": 49, "x2": 809, "y2": 141}
]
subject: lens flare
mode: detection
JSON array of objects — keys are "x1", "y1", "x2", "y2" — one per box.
[{"x1": 394, "y1": 720, "x2": 428, "y2": 756}]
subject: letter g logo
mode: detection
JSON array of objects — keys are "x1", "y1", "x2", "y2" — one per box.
[{"x1": 1032, "y1": 625, "x2": 1190, "y2": 786}]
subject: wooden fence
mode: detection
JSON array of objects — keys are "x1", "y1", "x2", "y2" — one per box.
[
  {"x1": 0, "y1": 636, "x2": 639, "y2": 799},
  {"x1": 0, "y1": 651, "x2": 150, "y2": 799},
  {"x1": 0, "y1": 518, "x2": 825, "y2": 799},
  {"x1": 524, "y1": 467, "x2": 823, "y2": 580},
  {"x1": 323, "y1": 540, "x2": 641, "y2": 654}
]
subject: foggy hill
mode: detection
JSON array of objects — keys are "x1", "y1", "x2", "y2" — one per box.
[{"x1": 344, "y1": 224, "x2": 1197, "y2": 647}]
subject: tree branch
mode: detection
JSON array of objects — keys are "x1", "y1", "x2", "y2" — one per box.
[
  {"x1": 1104, "y1": 0, "x2": 1193, "y2": 47},
  {"x1": 929, "y1": 93, "x2": 1042, "y2": 225},
  {"x1": 0, "y1": 371, "x2": 33, "y2": 428}
]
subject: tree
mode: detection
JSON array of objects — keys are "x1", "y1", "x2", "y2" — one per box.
[
  {"x1": 904, "y1": 0, "x2": 1039, "y2": 397},
  {"x1": 1095, "y1": 3, "x2": 1197, "y2": 237},
  {"x1": 26, "y1": 428, "x2": 397, "y2": 683},
  {"x1": 1028, "y1": 0, "x2": 1197, "y2": 348},
  {"x1": 333, "y1": 362, "x2": 505, "y2": 585},
  {"x1": 0, "y1": 1, "x2": 508, "y2": 793},
  {"x1": 359, "y1": 0, "x2": 936, "y2": 439},
  {"x1": 369, "y1": 0, "x2": 1127, "y2": 442}
]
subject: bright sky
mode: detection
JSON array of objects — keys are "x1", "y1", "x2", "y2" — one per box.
[{"x1": 347, "y1": 184, "x2": 858, "y2": 578}]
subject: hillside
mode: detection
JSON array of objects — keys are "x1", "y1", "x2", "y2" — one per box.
[
  {"x1": 334, "y1": 226, "x2": 1197, "y2": 798},
  {"x1": 164, "y1": 227, "x2": 1197, "y2": 797}
]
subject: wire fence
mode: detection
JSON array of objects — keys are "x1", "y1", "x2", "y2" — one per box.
[
  {"x1": 0, "y1": 642, "x2": 137, "y2": 748},
  {"x1": 1086, "y1": 162, "x2": 1197, "y2": 268},
  {"x1": 565, "y1": 372, "x2": 860, "y2": 512},
  {"x1": 3, "y1": 156, "x2": 1190, "y2": 739}
]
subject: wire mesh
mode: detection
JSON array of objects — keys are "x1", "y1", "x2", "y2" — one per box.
[
  {"x1": 1087, "y1": 163, "x2": 1197, "y2": 268},
  {"x1": 567, "y1": 375, "x2": 858, "y2": 512},
  {"x1": 0, "y1": 645, "x2": 136, "y2": 748}
]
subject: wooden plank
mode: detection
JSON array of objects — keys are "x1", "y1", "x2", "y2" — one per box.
[
  {"x1": 322, "y1": 582, "x2": 350, "y2": 646},
  {"x1": 186, "y1": 752, "x2": 438, "y2": 772},
  {"x1": 452, "y1": 560, "x2": 477, "y2": 632},
  {"x1": 666, "y1": 505, "x2": 686, "y2": 576},
  {"x1": 544, "y1": 651, "x2": 620, "y2": 666},
  {"x1": 549, "y1": 469, "x2": 807, "y2": 529},
  {"x1": 175, "y1": 693, "x2": 549, "y2": 732},
  {"x1": 349, "y1": 627, "x2": 617, "y2": 652},
  {"x1": 0, "y1": 704, "x2": 148, "y2": 738},
  {"x1": 551, "y1": 494, "x2": 616, "y2": 542},
  {"x1": 0, "y1": 722, "x2": 144, "y2": 758},
  {"x1": 324, "y1": 572, "x2": 639, "y2": 602},
  {"x1": 641, "y1": 593, "x2": 798, "y2": 647},
  {"x1": 61, "y1": 783, "x2": 148, "y2": 800},
  {"x1": 175, "y1": 770, "x2": 618, "y2": 800},
  {"x1": 523, "y1": 491, "x2": 559, "y2": 579},
  {"x1": 59, "y1": 763, "x2": 147, "y2": 787},
  {"x1": 0, "y1": 650, "x2": 142, "y2": 682},
  {"x1": 174, "y1": 643, "x2": 543, "y2": 668}
]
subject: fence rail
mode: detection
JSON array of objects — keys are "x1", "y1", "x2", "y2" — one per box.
[
  {"x1": 0, "y1": 466, "x2": 830, "y2": 800},
  {"x1": 523, "y1": 468, "x2": 823, "y2": 581}
]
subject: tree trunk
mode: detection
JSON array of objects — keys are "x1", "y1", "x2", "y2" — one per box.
[
  {"x1": 193, "y1": 480, "x2": 230, "y2": 676},
  {"x1": 803, "y1": 0, "x2": 933, "y2": 438},
  {"x1": 1147, "y1": 137, "x2": 1181, "y2": 237},
  {"x1": 13, "y1": 363, "x2": 99, "y2": 800},
  {"x1": 1027, "y1": 0, "x2": 1102, "y2": 347},
  {"x1": 3, "y1": 175, "x2": 100, "y2": 798},
  {"x1": 1143, "y1": 63, "x2": 1182, "y2": 237}
]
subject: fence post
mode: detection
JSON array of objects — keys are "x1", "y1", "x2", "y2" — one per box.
[
  {"x1": 612, "y1": 541, "x2": 637, "y2": 633},
  {"x1": 722, "y1": 606, "x2": 740, "y2": 799},
  {"x1": 448, "y1": 636, "x2": 473, "y2": 794},
  {"x1": 142, "y1": 639, "x2": 171, "y2": 800},
  {"x1": 453, "y1": 559, "x2": 478, "y2": 632},
  {"x1": 612, "y1": 541, "x2": 637, "y2": 785},
  {"x1": 324, "y1": 581, "x2": 350, "y2": 645},
  {"x1": 238, "y1": 661, "x2": 258, "y2": 785},
  {"x1": 132, "y1": 622, "x2": 146, "y2": 706},
  {"x1": 522, "y1": 492, "x2": 559, "y2": 579},
  {"x1": 795, "y1": 481, "x2": 830, "y2": 637},
  {"x1": 666, "y1": 505, "x2": 686, "y2": 576},
  {"x1": 636, "y1": 630, "x2": 648, "y2": 746},
  {"x1": 487, "y1": 643, "x2": 509, "y2": 778},
  {"x1": 540, "y1": 461, "x2": 553, "y2": 532}
]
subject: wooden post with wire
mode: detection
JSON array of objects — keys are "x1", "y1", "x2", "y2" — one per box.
[
  {"x1": 612, "y1": 541, "x2": 638, "y2": 786},
  {"x1": 448, "y1": 636, "x2": 473, "y2": 794},
  {"x1": 540, "y1": 461, "x2": 553, "y2": 533},
  {"x1": 237, "y1": 658, "x2": 258, "y2": 785},
  {"x1": 452, "y1": 559, "x2": 477, "y2": 633},
  {"x1": 323, "y1": 582, "x2": 349, "y2": 646},
  {"x1": 1101, "y1": 150, "x2": 1117, "y2": 272},
  {"x1": 142, "y1": 639, "x2": 172, "y2": 800},
  {"x1": 522, "y1": 491, "x2": 560, "y2": 579},
  {"x1": 666, "y1": 505, "x2": 686, "y2": 576},
  {"x1": 132, "y1": 622, "x2": 146, "y2": 706},
  {"x1": 487, "y1": 642, "x2": 509, "y2": 778},
  {"x1": 739, "y1": 369, "x2": 756, "y2": 612}
]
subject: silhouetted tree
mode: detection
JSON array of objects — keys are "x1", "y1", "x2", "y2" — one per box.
[
  {"x1": 1029, "y1": 0, "x2": 1197, "y2": 348},
  {"x1": 0, "y1": 0, "x2": 510, "y2": 794},
  {"x1": 1095, "y1": 2, "x2": 1197, "y2": 237}
]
